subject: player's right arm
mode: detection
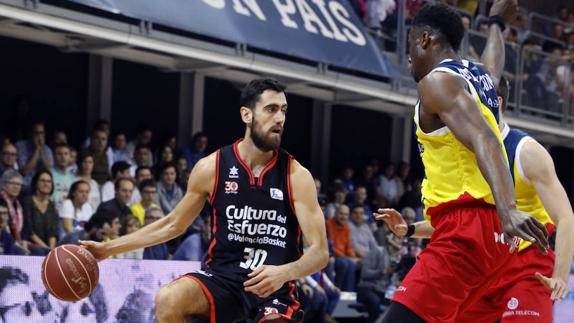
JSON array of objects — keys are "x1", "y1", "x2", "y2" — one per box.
[
  {"x1": 418, "y1": 73, "x2": 549, "y2": 252},
  {"x1": 80, "y1": 153, "x2": 216, "y2": 261}
]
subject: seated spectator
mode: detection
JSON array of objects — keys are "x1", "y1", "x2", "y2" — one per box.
[
  {"x1": 349, "y1": 185, "x2": 374, "y2": 223},
  {"x1": 126, "y1": 125, "x2": 153, "y2": 163},
  {"x1": 0, "y1": 198, "x2": 26, "y2": 255},
  {"x1": 173, "y1": 216, "x2": 211, "y2": 261},
  {"x1": 357, "y1": 246, "x2": 392, "y2": 323},
  {"x1": 325, "y1": 186, "x2": 346, "y2": 219},
  {"x1": 0, "y1": 143, "x2": 18, "y2": 176},
  {"x1": 50, "y1": 144, "x2": 76, "y2": 211},
  {"x1": 326, "y1": 205, "x2": 358, "y2": 291},
  {"x1": 335, "y1": 166, "x2": 355, "y2": 197},
  {"x1": 68, "y1": 147, "x2": 78, "y2": 174},
  {"x1": 101, "y1": 161, "x2": 131, "y2": 203},
  {"x1": 59, "y1": 180, "x2": 93, "y2": 234},
  {"x1": 398, "y1": 178, "x2": 423, "y2": 218},
  {"x1": 377, "y1": 163, "x2": 400, "y2": 208},
  {"x1": 115, "y1": 215, "x2": 143, "y2": 259},
  {"x1": 112, "y1": 133, "x2": 132, "y2": 163},
  {"x1": 157, "y1": 163, "x2": 183, "y2": 215},
  {"x1": 299, "y1": 276, "x2": 327, "y2": 323},
  {"x1": 181, "y1": 132, "x2": 208, "y2": 170},
  {"x1": 357, "y1": 164, "x2": 378, "y2": 203},
  {"x1": 99, "y1": 211, "x2": 121, "y2": 241},
  {"x1": 76, "y1": 152, "x2": 101, "y2": 211},
  {"x1": 1, "y1": 170, "x2": 29, "y2": 251},
  {"x1": 83, "y1": 127, "x2": 112, "y2": 185},
  {"x1": 50, "y1": 130, "x2": 67, "y2": 149},
  {"x1": 154, "y1": 144, "x2": 175, "y2": 175},
  {"x1": 58, "y1": 215, "x2": 109, "y2": 246},
  {"x1": 129, "y1": 166, "x2": 154, "y2": 205},
  {"x1": 22, "y1": 171, "x2": 58, "y2": 251},
  {"x1": 349, "y1": 206, "x2": 378, "y2": 258},
  {"x1": 306, "y1": 272, "x2": 340, "y2": 323},
  {"x1": 130, "y1": 179, "x2": 159, "y2": 225},
  {"x1": 142, "y1": 207, "x2": 169, "y2": 260},
  {"x1": 396, "y1": 162, "x2": 411, "y2": 197},
  {"x1": 176, "y1": 157, "x2": 188, "y2": 177},
  {"x1": 16, "y1": 122, "x2": 53, "y2": 190},
  {"x1": 96, "y1": 178, "x2": 134, "y2": 223},
  {"x1": 129, "y1": 145, "x2": 154, "y2": 177},
  {"x1": 314, "y1": 178, "x2": 327, "y2": 205}
]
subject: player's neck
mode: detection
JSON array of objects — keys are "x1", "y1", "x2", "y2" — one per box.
[
  {"x1": 237, "y1": 138, "x2": 275, "y2": 169},
  {"x1": 429, "y1": 47, "x2": 460, "y2": 70}
]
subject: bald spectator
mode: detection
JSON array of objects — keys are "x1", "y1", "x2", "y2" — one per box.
[
  {"x1": 16, "y1": 122, "x2": 53, "y2": 190},
  {"x1": 50, "y1": 144, "x2": 76, "y2": 211},
  {"x1": 348, "y1": 206, "x2": 378, "y2": 259},
  {"x1": 0, "y1": 143, "x2": 18, "y2": 176},
  {"x1": 326, "y1": 205, "x2": 357, "y2": 291}
]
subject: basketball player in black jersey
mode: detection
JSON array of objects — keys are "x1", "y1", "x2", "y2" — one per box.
[{"x1": 80, "y1": 79, "x2": 329, "y2": 323}]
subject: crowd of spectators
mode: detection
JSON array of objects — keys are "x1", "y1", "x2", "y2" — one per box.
[
  {"x1": 349, "y1": 0, "x2": 574, "y2": 117},
  {"x1": 0, "y1": 120, "x2": 428, "y2": 322}
]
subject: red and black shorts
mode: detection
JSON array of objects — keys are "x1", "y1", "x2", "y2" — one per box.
[{"x1": 184, "y1": 268, "x2": 303, "y2": 323}]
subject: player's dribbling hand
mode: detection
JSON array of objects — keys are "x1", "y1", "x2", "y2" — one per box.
[
  {"x1": 374, "y1": 208, "x2": 408, "y2": 237},
  {"x1": 489, "y1": 0, "x2": 518, "y2": 23},
  {"x1": 535, "y1": 272, "x2": 569, "y2": 300},
  {"x1": 501, "y1": 209, "x2": 549, "y2": 253},
  {"x1": 244, "y1": 265, "x2": 289, "y2": 298},
  {"x1": 78, "y1": 240, "x2": 110, "y2": 261}
]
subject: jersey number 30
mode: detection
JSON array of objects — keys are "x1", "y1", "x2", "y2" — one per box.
[{"x1": 239, "y1": 248, "x2": 268, "y2": 270}]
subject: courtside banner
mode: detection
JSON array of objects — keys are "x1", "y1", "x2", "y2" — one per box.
[
  {"x1": 0, "y1": 255, "x2": 200, "y2": 322},
  {"x1": 67, "y1": 0, "x2": 393, "y2": 77}
]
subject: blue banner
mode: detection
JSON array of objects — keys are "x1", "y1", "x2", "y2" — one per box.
[{"x1": 67, "y1": 0, "x2": 394, "y2": 77}]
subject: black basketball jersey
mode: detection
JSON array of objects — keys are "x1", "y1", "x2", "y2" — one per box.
[{"x1": 204, "y1": 139, "x2": 302, "y2": 277}]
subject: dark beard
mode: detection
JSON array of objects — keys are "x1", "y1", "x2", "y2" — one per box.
[{"x1": 249, "y1": 118, "x2": 280, "y2": 152}]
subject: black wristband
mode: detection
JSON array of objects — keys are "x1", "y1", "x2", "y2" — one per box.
[
  {"x1": 406, "y1": 224, "x2": 416, "y2": 237},
  {"x1": 487, "y1": 15, "x2": 506, "y2": 32}
]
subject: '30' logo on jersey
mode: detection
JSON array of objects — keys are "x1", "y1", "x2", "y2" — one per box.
[{"x1": 225, "y1": 181, "x2": 239, "y2": 194}]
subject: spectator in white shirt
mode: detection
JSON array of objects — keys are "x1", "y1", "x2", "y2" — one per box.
[{"x1": 59, "y1": 180, "x2": 93, "y2": 234}]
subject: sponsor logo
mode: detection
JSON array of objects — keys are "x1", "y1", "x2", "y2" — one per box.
[
  {"x1": 272, "y1": 299, "x2": 287, "y2": 307},
  {"x1": 494, "y1": 232, "x2": 521, "y2": 249},
  {"x1": 270, "y1": 188, "x2": 284, "y2": 200},
  {"x1": 264, "y1": 307, "x2": 280, "y2": 318},
  {"x1": 225, "y1": 181, "x2": 239, "y2": 194},
  {"x1": 397, "y1": 286, "x2": 407, "y2": 292},
  {"x1": 229, "y1": 166, "x2": 239, "y2": 178},
  {"x1": 507, "y1": 297, "x2": 519, "y2": 310},
  {"x1": 196, "y1": 269, "x2": 212, "y2": 277}
]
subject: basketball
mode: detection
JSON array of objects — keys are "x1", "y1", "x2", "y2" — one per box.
[{"x1": 41, "y1": 244, "x2": 99, "y2": 302}]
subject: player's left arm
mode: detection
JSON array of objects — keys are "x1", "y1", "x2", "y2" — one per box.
[
  {"x1": 521, "y1": 139, "x2": 574, "y2": 300},
  {"x1": 244, "y1": 159, "x2": 329, "y2": 298}
]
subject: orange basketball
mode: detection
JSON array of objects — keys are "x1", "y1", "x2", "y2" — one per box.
[{"x1": 41, "y1": 244, "x2": 99, "y2": 301}]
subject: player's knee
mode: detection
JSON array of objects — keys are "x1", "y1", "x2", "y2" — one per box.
[{"x1": 155, "y1": 286, "x2": 180, "y2": 319}]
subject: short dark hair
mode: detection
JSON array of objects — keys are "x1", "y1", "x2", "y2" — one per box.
[
  {"x1": 68, "y1": 180, "x2": 89, "y2": 200},
  {"x1": 31, "y1": 170, "x2": 54, "y2": 195},
  {"x1": 85, "y1": 214, "x2": 109, "y2": 232},
  {"x1": 53, "y1": 143, "x2": 70, "y2": 152},
  {"x1": 138, "y1": 179, "x2": 156, "y2": 192},
  {"x1": 412, "y1": 4, "x2": 465, "y2": 52},
  {"x1": 135, "y1": 166, "x2": 152, "y2": 177},
  {"x1": 111, "y1": 161, "x2": 131, "y2": 179},
  {"x1": 159, "y1": 162, "x2": 178, "y2": 176},
  {"x1": 497, "y1": 76, "x2": 510, "y2": 113},
  {"x1": 239, "y1": 78, "x2": 287, "y2": 110},
  {"x1": 114, "y1": 177, "x2": 134, "y2": 191},
  {"x1": 0, "y1": 197, "x2": 7, "y2": 209},
  {"x1": 135, "y1": 144, "x2": 151, "y2": 153}
]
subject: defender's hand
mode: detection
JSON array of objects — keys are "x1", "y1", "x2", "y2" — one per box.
[
  {"x1": 489, "y1": 0, "x2": 518, "y2": 23},
  {"x1": 535, "y1": 272, "x2": 569, "y2": 300},
  {"x1": 79, "y1": 240, "x2": 110, "y2": 261},
  {"x1": 374, "y1": 208, "x2": 408, "y2": 237},
  {"x1": 244, "y1": 265, "x2": 289, "y2": 298},
  {"x1": 501, "y1": 210, "x2": 549, "y2": 253}
]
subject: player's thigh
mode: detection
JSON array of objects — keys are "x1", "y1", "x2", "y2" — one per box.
[
  {"x1": 155, "y1": 276, "x2": 210, "y2": 316},
  {"x1": 499, "y1": 279, "x2": 552, "y2": 323}
]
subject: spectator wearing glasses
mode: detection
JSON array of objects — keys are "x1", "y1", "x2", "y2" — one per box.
[
  {"x1": 0, "y1": 143, "x2": 18, "y2": 176},
  {"x1": 142, "y1": 207, "x2": 169, "y2": 260},
  {"x1": 0, "y1": 170, "x2": 28, "y2": 252},
  {"x1": 130, "y1": 179, "x2": 159, "y2": 225}
]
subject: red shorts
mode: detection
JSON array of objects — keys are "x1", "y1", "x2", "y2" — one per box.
[
  {"x1": 457, "y1": 245, "x2": 555, "y2": 322},
  {"x1": 392, "y1": 203, "x2": 516, "y2": 323}
]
